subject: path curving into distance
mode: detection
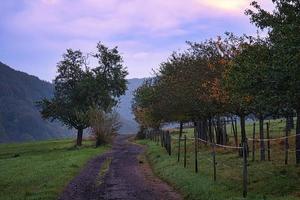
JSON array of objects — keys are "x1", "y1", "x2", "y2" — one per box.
[{"x1": 59, "y1": 135, "x2": 182, "y2": 200}]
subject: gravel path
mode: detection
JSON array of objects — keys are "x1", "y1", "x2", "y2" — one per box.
[{"x1": 59, "y1": 135, "x2": 182, "y2": 200}]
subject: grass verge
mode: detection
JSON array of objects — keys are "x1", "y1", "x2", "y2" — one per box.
[
  {"x1": 138, "y1": 138, "x2": 300, "y2": 200},
  {"x1": 96, "y1": 156, "x2": 112, "y2": 185},
  {"x1": 0, "y1": 139, "x2": 110, "y2": 200}
]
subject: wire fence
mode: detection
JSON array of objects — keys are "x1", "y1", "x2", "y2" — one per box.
[
  {"x1": 146, "y1": 129, "x2": 248, "y2": 197},
  {"x1": 144, "y1": 121, "x2": 300, "y2": 198}
]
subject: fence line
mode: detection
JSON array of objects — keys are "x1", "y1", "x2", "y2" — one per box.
[
  {"x1": 196, "y1": 137, "x2": 243, "y2": 149},
  {"x1": 248, "y1": 134, "x2": 300, "y2": 142},
  {"x1": 171, "y1": 137, "x2": 243, "y2": 149},
  {"x1": 172, "y1": 136, "x2": 243, "y2": 149},
  {"x1": 145, "y1": 130, "x2": 248, "y2": 197},
  {"x1": 287, "y1": 149, "x2": 300, "y2": 153},
  {"x1": 145, "y1": 119, "x2": 299, "y2": 198}
]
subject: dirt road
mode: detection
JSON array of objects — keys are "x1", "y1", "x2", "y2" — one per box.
[{"x1": 59, "y1": 135, "x2": 182, "y2": 200}]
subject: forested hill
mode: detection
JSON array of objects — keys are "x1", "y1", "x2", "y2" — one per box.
[
  {"x1": 0, "y1": 62, "x2": 145, "y2": 142},
  {"x1": 0, "y1": 62, "x2": 71, "y2": 143},
  {"x1": 117, "y1": 78, "x2": 145, "y2": 134}
]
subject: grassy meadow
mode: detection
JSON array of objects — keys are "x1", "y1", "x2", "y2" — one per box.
[
  {"x1": 138, "y1": 119, "x2": 300, "y2": 200},
  {"x1": 0, "y1": 139, "x2": 110, "y2": 200}
]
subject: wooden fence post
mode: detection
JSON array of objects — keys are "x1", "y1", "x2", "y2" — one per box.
[
  {"x1": 157, "y1": 131, "x2": 159, "y2": 145},
  {"x1": 161, "y1": 130, "x2": 163, "y2": 143},
  {"x1": 164, "y1": 131, "x2": 166, "y2": 150},
  {"x1": 243, "y1": 140, "x2": 248, "y2": 198},
  {"x1": 212, "y1": 142, "x2": 216, "y2": 181},
  {"x1": 168, "y1": 132, "x2": 171, "y2": 156},
  {"x1": 165, "y1": 131, "x2": 168, "y2": 152},
  {"x1": 252, "y1": 123, "x2": 256, "y2": 161},
  {"x1": 184, "y1": 135, "x2": 187, "y2": 168},
  {"x1": 222, "y1": 119, "x2": 226, "y2": 145},
  {"x1": 161, "y1": 130, "x2": 164, "y2": 147},
  {"x1": 285, "y1": 128, "x2": 289, "y2": 165},
  {"x1": 151, "y1": 130, "x2": 153, "y2": 141},
  {"x1": 234, "y1": 119, "x2": 238, "y2": 147},
  {"x1": 168, "y1": 133, "x2": 169, "y2": 153},
  {"x1": 152, "y1": 130, "x2": 154, "y2": 141},
  {"x1": 178, "y1": 135, "x2": 181, "y2": 162},
  {"x1": 162, "y1": 131, "x2": 166, "y2": 148},
  {"x1": 266, "y1": 122, "x2": 271, "y2": 161},
  {"x1": 165, "y1": 132, "x2": 168, "y2": 152},
  {"x1": 194, "y1": 135, "x2": 198, "y2": 173}
]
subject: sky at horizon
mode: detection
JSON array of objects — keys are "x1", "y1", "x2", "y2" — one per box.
[{"x1": 0, "y1": 0, "x2": 273, "y2": 82}]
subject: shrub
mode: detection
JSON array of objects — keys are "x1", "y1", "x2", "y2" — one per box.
[{"x1": 89, "y1": 108, "x2": 120, "y2": 147}]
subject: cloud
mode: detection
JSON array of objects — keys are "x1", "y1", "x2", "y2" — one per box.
[
  {"x1": 199, "y1": 0, "x2": 248, "y2": 11},
  {"x1": 5, "y1": 0, "x2": 275, "y2": 43},
  {"x1": 8, "y1": 0, "x2": 272, "y2": 39},
  {"x1": 0, "y1": 0, "x2": 274, "y2": 80}
]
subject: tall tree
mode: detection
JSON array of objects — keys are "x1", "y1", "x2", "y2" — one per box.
[
  {"x1": 132, "y1": 78, "x2": 162, "y2": 129},
  {"x1": 38, "y1": 43, "x2": 128, "y2": 146},
  {"x1": 133, "y1": 36, "x2": 232, "y2": 142},
  {"x1": 224, "y1": 36, "x2": 274, "y2": 159},
  {"x1": 246, "y1": 0, "x2": 300, "y2": 163}
]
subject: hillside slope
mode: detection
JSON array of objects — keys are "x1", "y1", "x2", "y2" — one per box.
[
  {"x1": 0, "y1": 61, "x2": 145, "y2": 142},
  {"x1": 117, "y1": 78, "x2": 145, "y2": 134},
  {"x1": 0, "y1": 62, "x2": 71, "y2": 142}
]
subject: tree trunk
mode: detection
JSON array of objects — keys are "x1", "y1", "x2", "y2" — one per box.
[
  {"x1": 196, "y1": 120, "x2": 201, "y2": 139},
  {"x1": 76, "y1": 128, "x2": 83, "y2": 146},
  {"x1": 240, "y1": 115, "x2": 246, "y2": 143},
  {"x1": 296, "y1": 109, "x2": 300, "y2": 164},
  {"x1": 179, "y1": 121, "x2": 183, "y2": 138},
  {"x1": 216, "y1": 117, "x2": 221, "y2": 144},
  {"x1": 259, "y1": 115, "x2": 265, "y2": 161},
  {"x1": 224, "y1": 119, "x2": 228, "y2": 143},
  {"x1": 287, "y1": 115, "x2": 294, "y2": 130},
  {"x1": 96, "y1": 139, "x2": 102, "y2": 147},
  {"x1": 194, "y1": 121, "x2": 197, "y2": 138},
  {"x1": 208, "y1": 117, "x2": 214, "y2": 143},
  {"x1": 291, "y1": 116, "x2": 295, "y2": 129},
  {"x1": 203, "y1": 120, "x2": 208, "y2": 141},
  {"x1": 239, "y1": 115, "x2": 248, "y2": 157},
  {"x1": 232, "y1": 117, "x2": 238, "y2": 147},
  {"x1": 198, "y1": 120, "x2": 203, "y2": 139}
]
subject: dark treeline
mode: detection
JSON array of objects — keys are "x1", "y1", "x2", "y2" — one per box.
[{"x1": 132, "y1": 0, "x2": 300, "y2": 163}]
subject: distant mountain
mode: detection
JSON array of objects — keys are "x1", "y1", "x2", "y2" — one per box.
[
  {"x1": 117, "y1": 78, "x2": 145, "y2": 134},
  {"x1": 0, "y1": 61, "x2": 145, "y2": 142},
  {"x1": 0, "y1": 62, "x2": 72, "y2": 143}
]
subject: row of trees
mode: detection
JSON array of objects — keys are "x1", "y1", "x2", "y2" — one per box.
[
  {"x1": 38, "y1": 42, "x2": 128, "y2": 146},
  {"x1": 132, "y1": 0, "x2": 300, "y2": 162}
]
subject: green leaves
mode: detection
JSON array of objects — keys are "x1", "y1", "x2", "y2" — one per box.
[
  {"x1": 132, "y1": 36, "x2": 235, "y2": 127},
  {"x1": 38, "y1": 42, "x2": 128, "y2": 132},
  {"x1": 247, "y1": 0, "x2": 300, "y2": 110}
]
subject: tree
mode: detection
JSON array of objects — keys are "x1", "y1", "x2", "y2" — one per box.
[
  {"x1": 186, "y1": 34, "x2": 256, "y2": 145},
  {"x1": 224, "y1": 36, "x2": 274, "y2": 159},
  {"x1": 132, "y1": 78, "x2": 162, "y2": 129},
  {"x1": 133, "y1": 36, "x2": 232, "y2": 143},
  {"x1": 38, "y1": 43, "x2": 128, "y2": 146},
  {"x1": 246, "y1": 0, "x2": 300, "y2": 163}
]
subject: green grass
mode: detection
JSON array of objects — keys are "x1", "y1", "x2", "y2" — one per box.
[
  {"x1": 179, "y1": 118, "x2": 294, "y2": 139},
  {"x1": 0, "y1": 139, "x2": 110, "y2": 200},
  {"x1": 96, "y1": 156, "x2": 112, "y2": 185},
  {"x1": 138, "y1": 119, "x2": 300, "y2": 200}
]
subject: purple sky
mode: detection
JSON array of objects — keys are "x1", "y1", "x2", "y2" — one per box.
[{"x1": 0, "y1": 0, "x2": 273, "y2": 82}]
